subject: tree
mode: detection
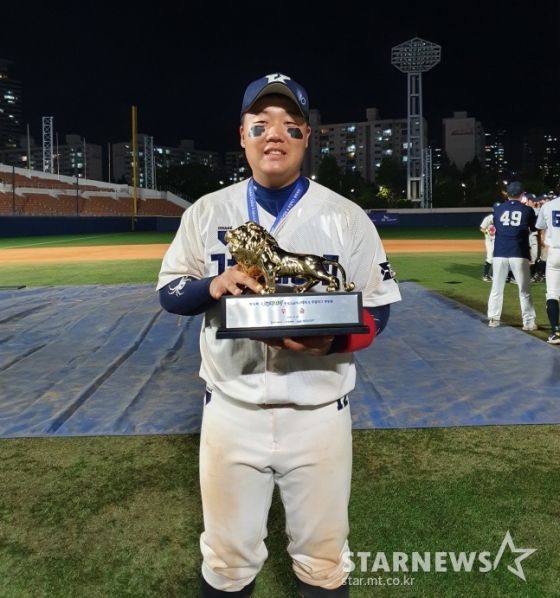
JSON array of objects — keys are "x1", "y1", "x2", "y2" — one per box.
[
  {"x1": 432, "y1": 152, "x2": 463, "y2": 207},
  {"x1": 316, "y1": 154, "x2": 342, "y2": 194},
  {"x1": 340, "y1": 169, "x2": 367, "y2": 199},
  {"x1": 374, "y1": 157, "x2": 406, "y2": 206},
  {"x1": 157, "y1": 163, "x2": 222, "y2": 201}
]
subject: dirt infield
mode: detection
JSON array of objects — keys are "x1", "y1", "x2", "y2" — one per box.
[{"x1": 0, "y1": 240, "x2": 483, "y2": 264}]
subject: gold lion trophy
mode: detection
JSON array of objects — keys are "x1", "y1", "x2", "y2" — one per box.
[{"x1": 216, "y1": 221, "x2": 369, "y2": 339}]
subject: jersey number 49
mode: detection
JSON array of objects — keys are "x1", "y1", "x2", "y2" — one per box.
[{"x1": 500, "y1": 210, "x2": 522, "y2": 226}]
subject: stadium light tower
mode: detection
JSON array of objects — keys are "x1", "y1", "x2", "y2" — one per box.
[
  {"x1": 42, "y1": 116, "x2": 54, "y2": 174},
  {"x1": 391, "y1": 37, "x2": 441, "y2": 208}
]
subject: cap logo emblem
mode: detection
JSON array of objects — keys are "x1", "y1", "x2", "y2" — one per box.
[{"x1": 265, "y1": 73, "x2": 291, "y2": 84}]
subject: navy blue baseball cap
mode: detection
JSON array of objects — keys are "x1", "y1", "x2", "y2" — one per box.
[
  {"x1": 241, "y1": 73, "x2": 309, "y2": 120},
  {"x1": 506, "y1": 181, "x2": 525, "y2": 197},
  {"x1": 525, "y1": 193, "x2": 536, "y2": 200},
  {"x1": 493, "y1": 202, "x2": 501, "y2": 209}
]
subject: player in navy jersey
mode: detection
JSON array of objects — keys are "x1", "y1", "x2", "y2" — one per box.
[{"x1": 487, "y1": 182, "x2": 537, "y2": 329}]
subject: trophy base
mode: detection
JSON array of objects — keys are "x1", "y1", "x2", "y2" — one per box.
[
  {"x1": 216, "y1": 291, "x2": 368, "y2": 339},
  {"x1": 216, "y1": 324, "x2": 369, "y2": 339}
]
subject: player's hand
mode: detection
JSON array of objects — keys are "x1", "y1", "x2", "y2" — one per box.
[
  {"x1": 257, "y1": 335, "x2": 335, "y2": 356},
  {"x1": 209, "y1": 264, "x2": 264, "y2": 299}
]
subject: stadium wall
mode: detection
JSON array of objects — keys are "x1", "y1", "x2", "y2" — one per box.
[
  {"x1": 367, "y1": 208, "x2": 490, "y2": 228},
  {"x1": 0, "y1": 208, "x2": 492, "y2": 238},
  {"x1": 0, "y1": 216, "x2": 181, "y2": 238}
]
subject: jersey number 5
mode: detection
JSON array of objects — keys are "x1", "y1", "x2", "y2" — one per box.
[{"x1": 500, "y1": 210, "x2": 522, "y2": 226}]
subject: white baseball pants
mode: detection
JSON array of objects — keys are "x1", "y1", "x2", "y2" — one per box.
[
  {"x1": 199, "y1": 387, "x2": 352, "y2": 592},
  {"x1": 487, "y1": 257, "x2": 536, "y2": 326},
  {"x1": 484, "y1": 237, "x2": 494, "y2": 263},
  {"x1": 529, "y1": 233, "x2": 539, "y2": 263},
  {"x1": 545, "y1": 247, "x2": 560, "y2": 301}
]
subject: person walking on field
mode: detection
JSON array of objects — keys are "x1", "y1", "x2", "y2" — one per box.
[{"x1": 487, "y1": 182, "x2": 537, "y2": 329}]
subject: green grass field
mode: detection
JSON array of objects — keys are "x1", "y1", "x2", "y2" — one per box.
[{"x1": 0, "y1": 229, "x2": 558, "y2": 597}]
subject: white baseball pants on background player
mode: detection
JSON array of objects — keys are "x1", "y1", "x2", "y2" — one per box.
[
  {"x1": 200, "y1": 387, "x2": 352, "y2": 592},
  {"x1": 485, "y1": 237, "x2": 494, "y2": 264},
  {"x1": 488, "y1": 257, "x2": 536, "y2": 326},
  {"x1": 545, "y1": 247, "x2": 560, "y2": 301},
  {"x1": 529, "y1": 232, "x2": 539, "y2": 264}
]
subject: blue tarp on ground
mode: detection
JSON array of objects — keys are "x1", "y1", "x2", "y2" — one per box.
[{"x1": 1, "y1": 282, "x2": 559, "y2": 438}]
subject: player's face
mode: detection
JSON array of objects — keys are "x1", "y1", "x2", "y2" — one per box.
[{"x1": 240, "y1": 95, "x2": 310, "y2": 189}]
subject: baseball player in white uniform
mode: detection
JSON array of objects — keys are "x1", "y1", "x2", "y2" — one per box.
[
  {"x1": 479, "y1": 203, "x2": 499, "y2": 281},
  {"x1": 536, "y1": 194, "x2": 560, "y2": 343},
  {"x1": 524, "y1": 193, "x2": 544, "y2": 280},
  {"x1": 157, "y1": 74, "x2": 401, "y2": 597}
]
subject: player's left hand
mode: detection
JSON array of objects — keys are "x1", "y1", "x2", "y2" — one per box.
[{"x1": 256, "y1": 335, "x2": 334, "y2": 355}]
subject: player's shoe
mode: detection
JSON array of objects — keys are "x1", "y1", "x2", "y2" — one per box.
[
  {"x1": 488, "y1": 319, "x2": 500, "y2": 328},
  {"x1": 523, "y1": 322, "x2": 538, "y2": 331},
  {"x1": 482, "y1": 275, "x2": 492, "y2": 282},
  {"x1": 547, "y1": 332, "x2": 560, "y2": 344}
]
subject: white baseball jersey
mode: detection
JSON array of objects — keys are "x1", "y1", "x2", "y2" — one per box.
[
  {"x1": 480, "y1": 214, "x2": 495, "y2": 262},
  {"x1": 536, "y1": 197, "x2": 560, "y2": 249},
  {"x1": 157, "y1": 179, "x2": 401, "y2": 406},
  {"x1": 480, "y1": 214, "x2": 495, "y2": 238}
]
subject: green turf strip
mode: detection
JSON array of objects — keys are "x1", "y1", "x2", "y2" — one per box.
[
  {"x1": 0, "y1": 260, "x2": 162, "y2": 287},
  {"x1": 0, "y1": 428, "x2": 558, "y2": 597},
  {"x1": 0, "y1": 232, "x2": 174, "y2": 249}
]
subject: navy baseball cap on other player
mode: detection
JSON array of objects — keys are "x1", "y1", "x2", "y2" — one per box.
[
  {"x1": 506, "y1": 181, "x2": 525, "y2": 197},
  {"x1": 492, "y1": 202, "x2": 501, "y2": 209},
  {"x1": 241, "y1": 73, "x2": 309, "y2": 120}
]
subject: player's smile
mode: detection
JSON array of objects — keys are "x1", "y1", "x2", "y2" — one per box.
[{"x1": 263, "y1": 147, "x2": 286, "y2": 160}]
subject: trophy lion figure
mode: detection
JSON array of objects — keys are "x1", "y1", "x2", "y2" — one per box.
[{"x1": 224, "y1": 221, "x2": 355, "y2": 294}]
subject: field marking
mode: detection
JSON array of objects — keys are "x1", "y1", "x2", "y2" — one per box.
[{"x1": 0, "y1": 233, "x2": 128, "y2": 250}]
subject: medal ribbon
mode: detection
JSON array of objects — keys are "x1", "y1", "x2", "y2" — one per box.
[{"x1": 246, "y1": 176, "x2": 306, "y2": 236}]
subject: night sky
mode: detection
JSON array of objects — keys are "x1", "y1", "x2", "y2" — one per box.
[{"x1": 1, "y1": 0, "x2": 559, "y2": 154}]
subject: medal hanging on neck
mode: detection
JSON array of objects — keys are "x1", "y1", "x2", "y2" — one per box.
[{"x1": 246, "y1": 176, "x2": 306, "y2": 236}]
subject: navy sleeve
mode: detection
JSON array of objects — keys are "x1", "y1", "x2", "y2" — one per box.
[
  {"x1": 367, "y1": 304, "x2": 390, "y2": 336},
  {"x1": 159, "y1": 276, "x2": 217, "y2": 316}
]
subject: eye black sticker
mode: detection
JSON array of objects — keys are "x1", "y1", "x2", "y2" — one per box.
[
  {"x1": 287, "y1": 128, "x2": 303, "y2": 139},
  {"x1": 248, "y1": 126, "x2": 265, "y2": 137}
]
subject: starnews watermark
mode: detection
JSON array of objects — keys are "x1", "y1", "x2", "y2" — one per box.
[
  {"x1": 344, "y1": 575, "x2": 416, "y2": 587},
  {"x1": 343, "y1": 531, "x2": 537, "y2": 583}
]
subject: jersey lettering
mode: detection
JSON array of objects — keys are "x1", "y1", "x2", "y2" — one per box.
[
  {"x1": 211, "y1": 253, "x2": 236, "y2": 275},
  {"x1": 552, "y1": 211, "x2": 560, "y2": 227},
  {"x1": 336, "y1": 396, "x2": 349, "y2": 411},
  {"x1": 499, "y1": 210, "x2": 522, "y2": 226}
]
